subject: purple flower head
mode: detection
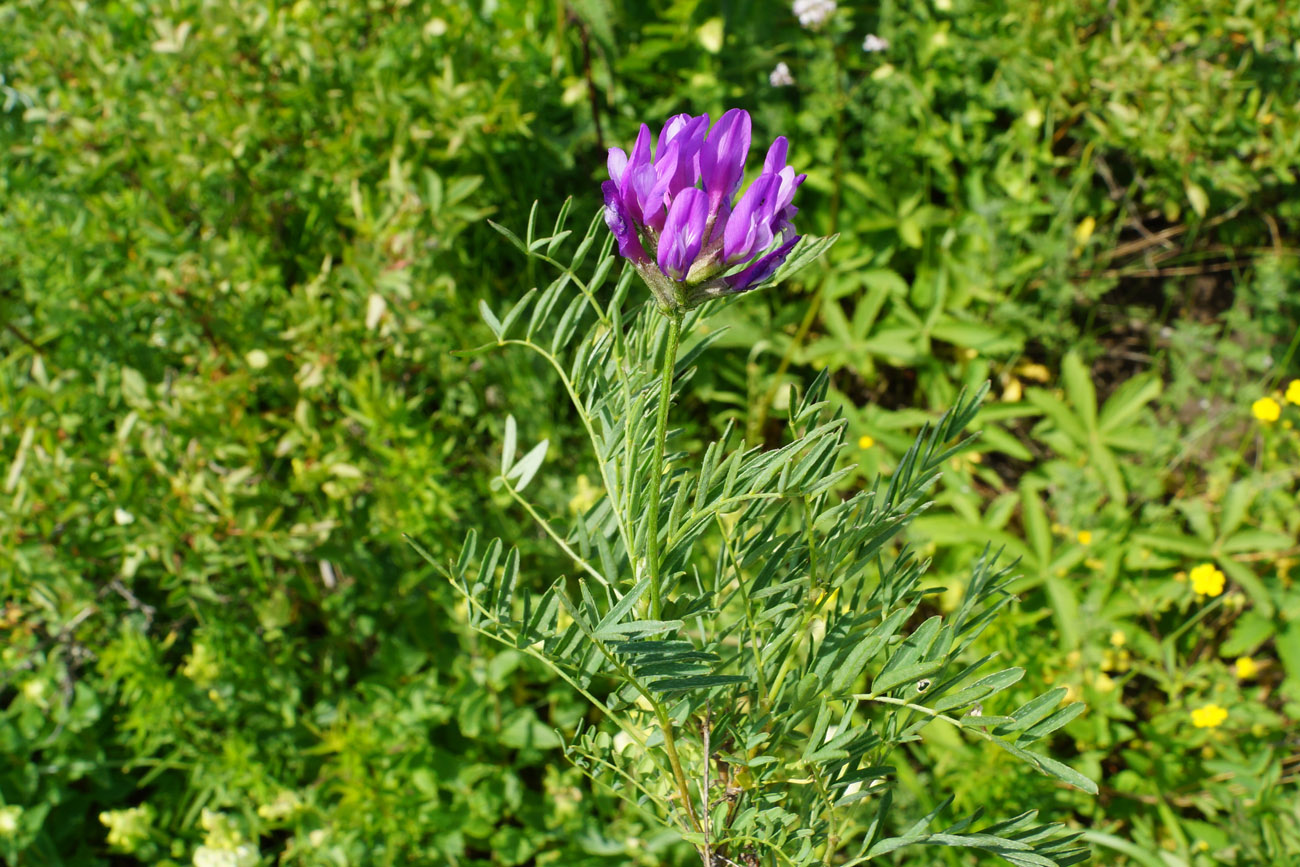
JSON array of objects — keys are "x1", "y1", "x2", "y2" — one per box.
[{"x1": 602, "y1": 108, "x2": 804, "y2": 310}]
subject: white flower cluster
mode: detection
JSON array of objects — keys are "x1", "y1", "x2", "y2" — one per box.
[
  {"x1": 792, "y1": 0, "x2": 836, "y2": 30},
  {"x1": 769, "y1": 62, "x2": 795, "y2": 87},
  {"x1": 862, "y1": 33, "x2": 890, "y2": 53}
]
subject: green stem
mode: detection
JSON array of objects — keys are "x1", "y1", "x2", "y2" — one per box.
[
  {"x1": 641, "y1": 312, "x2": 701, "y2": 850},
  {"x1": 647, "y1": 311, "x2": 683, "y2": 620},
  {"x1": 656, "y1": 705, "x2": 703, "y2": 838},
  {"x1": 503, "y1": 483, "x2": 608, "y2": 585}
]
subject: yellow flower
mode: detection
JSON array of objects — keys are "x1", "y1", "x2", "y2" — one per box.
[
  {"x1": 1109, "y1": 630, "x2": 1126, "y2": 647},
  {"x1": 1189, "y1": 563, "x2": 1225, "y2": 597},
  {"x1": 1252, "y1": 397, "x2": 1281, "y2": 422},
  {"x1": 1016, "y1": 362, "x2": 1051, "y2": 383},
  {"x1": 1287, "y1": 380, "x2": 1300, "y2": 406},
  {"x1": 1234, "y1": 656, "x2": 1259, "y2": 679},
  {"x1": 857, "y1": 435, "x2": 875, "y2": 450},
  {"x1": 1074, "y1": 216, "x2": 1096, "y2": 246},
  {"x1": 1076, "y1": 530, "x2": 1093, "y2": 546},
  {"x1": 1190, "y1": 704, "x2": 1228, "y2": 729}
]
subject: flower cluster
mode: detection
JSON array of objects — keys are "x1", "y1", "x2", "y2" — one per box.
[
  {"x1": 792, "y1": 0, "x2": 836, "y2": 29},
  {"x1": 602, "y1": 109, "x2": 805, "y2": 312},
  {"x1": 862, "y1": 33, "x2": 889, "y2": 53},
  {"x1": 769, "y1": 61, "x2": 795, "y2": 87}
]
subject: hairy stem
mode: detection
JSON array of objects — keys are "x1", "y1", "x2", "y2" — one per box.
[{"x1": 647, "y1": 310, "x2": 683, "y2": 620}]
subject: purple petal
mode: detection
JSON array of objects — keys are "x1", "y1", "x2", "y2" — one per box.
[
  {"x1": 602, "y1": 180, "x2": 649, "y2": 263},
  {"x1": 762, "y1": 136, "x2": 789, "y2": 175},
  {"x1": 626, "y1": 163, "x2": 661, "y2": 226},
  {"x1": 619, "y1": 124, "x2": 653, "y2": 200},
  {"x1": 658, "y1": 114, "x2": 710, "y2": 198},
  {"x1": 607, "y1": 147, "x2": 629, "y2": 185},
  {"x1": 645, "y1": 138, "x2": 685, "y2": 229},
  {"x1": 700, "y1": 109, "x2": 752, "y2": 206},
  {"x1": 773, "y1": 167, "x2": 806, "y2": 213},
  {"x1": 657, "y1": 113, "x2": 694, "y2": 155},
  {"x1": 657, "y1": 187, "x2": 710, "y2": 281},
  {"x1": 725, "y1": 234, "x2": 800, "y2": 294},
  {"x1": 723, "y1": 174, "x2": 780, "y2": 264}
]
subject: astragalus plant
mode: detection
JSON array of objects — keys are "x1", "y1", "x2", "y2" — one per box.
[{"x1": 420, "y1": 109, "x2": 1095, "y2": 866}]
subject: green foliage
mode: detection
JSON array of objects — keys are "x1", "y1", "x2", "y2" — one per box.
[{"x1": 0, "y1": 1, "x2": 651, "y2": 864}]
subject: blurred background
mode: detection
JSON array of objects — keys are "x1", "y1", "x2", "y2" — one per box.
[{"x1": 1, "y1": 1, "x2": 1298, "y2": 864}]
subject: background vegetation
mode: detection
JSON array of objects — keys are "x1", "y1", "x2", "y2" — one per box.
[{"x1": 1, "y1": 0, "x2": 1297, "y2": 864}]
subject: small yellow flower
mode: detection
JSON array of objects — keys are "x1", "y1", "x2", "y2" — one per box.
[
  {"x1": 1235, "y1": 656, "x2": 1259, "y2": 679},
  {"x1": 1252, "y1": 397, "x2": 1281, "y2": 423},
  {"x1": 1017, "y1": 362, "x2": 1051, "y2": 383},
  {"x1": 1190, "y1": 704, "x2": 1228, "y2": 729},
  {"x1": 857, "y1": 435, "x2": 874, "y2": 450},
  {"x1": 1189, "y1": 563, "x2": 1225, "y2": 597},
  {"x1": 1094, "y1": 672, "x2": 1116, "y2": 693},
  {"x1": 1076, "y1": 530, "x2": 1093, "y2": 546},
  {"x1": 1287, "y1": 380, "x2": 1300, "y2": 406},
  {"x1": 1074, "y1": 216, "x2": 1097, "y2": 246},
  {"x1": 1109, "y1": 630, "x2": 1126, "y2": 647}
]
